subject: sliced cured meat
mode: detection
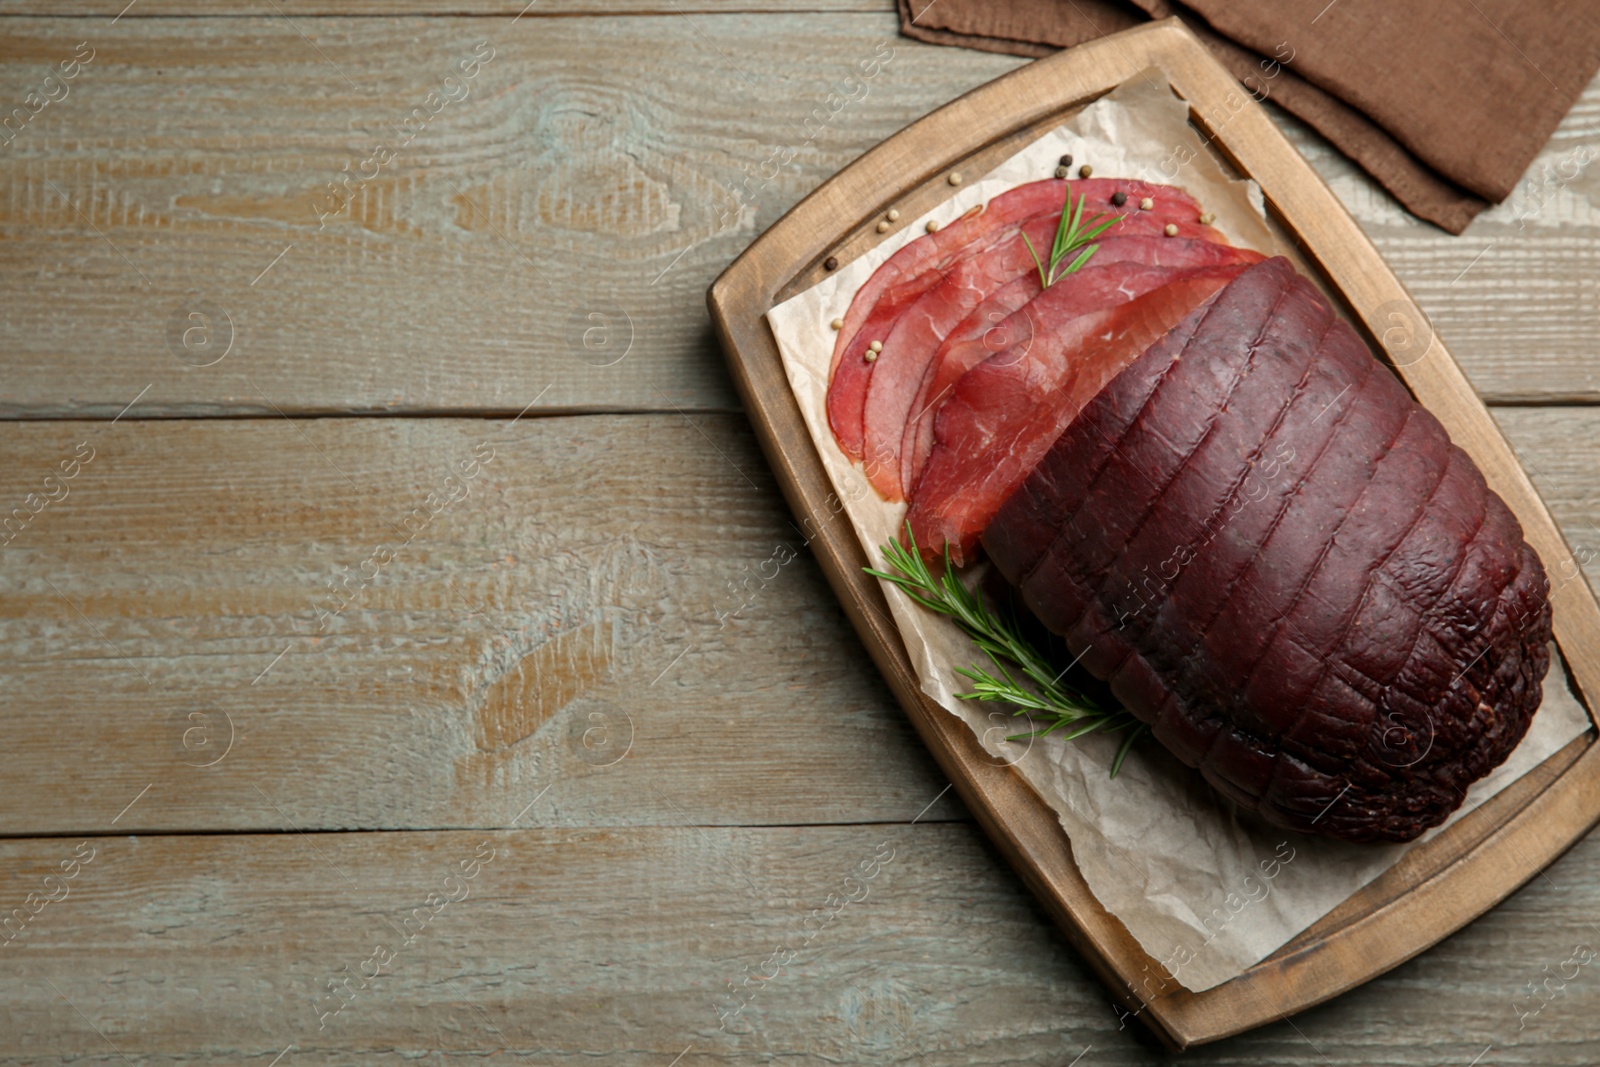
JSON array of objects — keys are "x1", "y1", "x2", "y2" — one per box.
[
  {"x1": 829, "y1": 180, "x2": 1068, "y2": 460},
  {"x1": 828, "y1": 179, "x2": 1213, "y2": 460},
  {"x1": 983, "y1": 257, "x2": 1551, "y2": 842},
  {"x1": 859, "y1": 220, "x2": 1246, "y2": 499},
  {"x1": 854, "y1": 213, "x2": 1061, "y2": 496},
  {"x1": 895, "y1": 238, "x2": 1264, "y2": 495},
  {"x1": 905, "y1": 262, "x2": 1248, "y2": 565}
]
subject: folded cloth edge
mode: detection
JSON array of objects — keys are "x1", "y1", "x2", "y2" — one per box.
[{"x1": 895, "y1": 0, "x2": 1488, "y2": 233}]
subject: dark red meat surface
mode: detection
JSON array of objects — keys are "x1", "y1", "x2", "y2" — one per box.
[
  {"x1": 982, "y1": 257, "x2": 1552, "y2": 842},
  {"x1": 889, "y1": 235, "x2": 1260, "y2": 499},
  {"x1": 907, "y1": 262, "x2": 1247, "y2": 566}
]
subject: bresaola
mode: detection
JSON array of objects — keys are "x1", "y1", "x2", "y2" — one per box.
[
  {"x1": 825, "y1": 178, "x2": 1553, "y2": 842},
  {"x1": 905, "y1": 261, "x2": 1250, "y2": 564},
  {"x1": 984, "y1": 259, "x2": 1550, "y2": 842},
  {"x1": 898, "y1": 236, "x2": 1262, "y2": 495},
  {"x1": 855, "y1": 204, "x2": 1236, "y2": 498},
  {"x1": 828, "y1": 178, "x2": 1210, "y2": 463}
]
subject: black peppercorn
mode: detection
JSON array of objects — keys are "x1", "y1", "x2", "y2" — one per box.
[
  {"x1": 1059, "y1": 153, "x2": 1073, "y2": 168},
  {"x1": 824, "y1": 255, "x2": 839, "y2": 271},
  {"x1": 1111, "y1": 191, "x2": 1127, "y2": 206}
]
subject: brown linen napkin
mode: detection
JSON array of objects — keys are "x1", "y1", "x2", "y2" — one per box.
[{"x1": 898, "y1": 0, "x2": 1600, "y2": 233}]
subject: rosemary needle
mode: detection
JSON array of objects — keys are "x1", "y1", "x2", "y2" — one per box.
[
  {"x1": 1021, "y1": 181, "x2": 1123, "y2": 290},
  {"x1": 866, "y1": 523, "x2": 1147, "y2": 777}
]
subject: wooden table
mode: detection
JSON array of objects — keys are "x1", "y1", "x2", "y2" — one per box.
[{"x1": 1, "y1": 5, "x2": 1597, "y2": 1063}]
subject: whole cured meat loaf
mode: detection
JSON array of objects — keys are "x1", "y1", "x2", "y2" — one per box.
[{"x1": 983, "y1": 257, "x2": 1552, "y2": 843}]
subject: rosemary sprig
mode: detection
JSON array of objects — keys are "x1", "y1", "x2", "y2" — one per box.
[
  {"x1": 865, "y1": 524, "x2": 1147, "y2": 777},
  {"x1": 1021, "y1": 181, "x2": 1123, "y2": 289}
]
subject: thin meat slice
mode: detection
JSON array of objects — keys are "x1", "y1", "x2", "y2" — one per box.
[
  {"x1": 828, "y1": 179, "x2": 1212, "y2": 459},
  {"x1": 860, "y1": 221, "x2": 1242, "y2": 500},
  {"x1": 854, "y1": 214, "x2": 1062, "y2": 495},
  {"x1": 905, "y1": 263, "x2": 1248, "y2": 565},
  {"x1": 896, "y1": 238, "x2": 1264, "y2": 495},
  {"x1": 829, "y1": 180, "x2": 1067, "y2": 460}
]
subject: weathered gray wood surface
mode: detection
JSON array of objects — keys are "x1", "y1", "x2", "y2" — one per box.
[
  {"x1": 2, "y1": 827, "x2": 1598, "y2": 1064},
  {"x1": 0, "y1": 415, "x2": 963, "y2": 833},
  {"x1": 2, "y1": 5, "x2": 1599, "y2": 1064},
  {"x1": 0, "y1": 410, "x2": 1594, "y2": 838},
  {"x1": 0, "y1": 15, "x2": 1596, "y2": 417},
  {"x1": 0, "y1": 14, "x2": 1018, "y2": 417},
  {"x1": 0, "y1": 0, "x2": 890, "y2": 12}
]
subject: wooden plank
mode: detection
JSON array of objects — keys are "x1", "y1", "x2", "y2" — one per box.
[
  {"x1": 0, "y1": 409, "x2": 1593, "y2": 839},
  {"x1": 1495, "y1": 407, "x2": 1600, "y2": 568},
  {"x1": 0, "y1": 16, "x2": 1596, "y2": 417},
  {"x1": 1268, "y1": 89, "x2": 1600, "y2": 405},
  {"x1": 0, "y1": 0, "x2": 889, "y2": 12},
  {"x1": 0, "y1": 398, "x2": 1576, "y2": 856},
  {"x1": 1, "y1": 824, "x2": 1598, "y2": 1064},
  {"x1": 0, "y1": 415, "x2": 963, "y2": 833},
  {"x1": 706, "y1": 19, "x2": 1600, "y2": 1048},
  {"x1": 0, "y1": 14, "x2": 1018, "y2": 418}
]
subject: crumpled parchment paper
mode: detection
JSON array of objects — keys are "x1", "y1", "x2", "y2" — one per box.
[{"x1": 764, "y1": 72, "x2": 1593, "y2": 993}]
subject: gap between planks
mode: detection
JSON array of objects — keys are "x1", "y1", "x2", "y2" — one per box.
[
  {"x1": 0, "y1": 6, "x2": 886, "y2": 17},
  {"x1": 0, "y1": 817, "x2": 967, "y2": 842},
  {"x1": 3, "y1": 400, "x2": 1596, "y2": 423},
  {"x1": 0, "y1": 406, "x2": 748, "y2": 422}
]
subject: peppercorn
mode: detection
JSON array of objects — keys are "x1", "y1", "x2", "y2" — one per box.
[
  {"x1": 1111, "y1": 191, "x2": 1127, "y2": 207},
  {"x1": 824, "y1": 256, "x2": 839, "y2": 271},
  {"x1": 1059, "y1": 153, "x2": 1073, "y2": 169},
  {"x1": 1079, "y1": 164, "x2": 1094, "y2": 179}
]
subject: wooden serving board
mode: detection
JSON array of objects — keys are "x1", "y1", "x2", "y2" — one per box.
[{"x1": 707, "y1": 18, "x2": 1600, "y2": 1050}]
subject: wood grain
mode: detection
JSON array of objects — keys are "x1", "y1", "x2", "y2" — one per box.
[
  {"x1": 0, "y1": 15, "x2": 1017, "y2": 418},
  {"x1": 1, "y1": 825, "x2": 1598, "y2": 1065},
  {"x1": 0, "y1": 0, "x2": 890, "y2": 12},
  {"x1": 0, "y1": 15, "x2": 1596, "y2": 417},
  {"x1": 2, "y1": 6, "x2": 1598, "y2": 1063},
  {"x1": 0, "y1": 415, "x2": 964, "y2": 834},
  {"x1": 707, "y1": 20, "x2": 1600, "y2": 1047},
  {"x1": 1270, "y1": 93, "x2": 1600, "y2": 405},
  {"x1": 3, "y1": 404, "x2": 1587, "y2": 838},
  {"x1": 0, "y1": 410, "x2": 1585, "y2": 839}
]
